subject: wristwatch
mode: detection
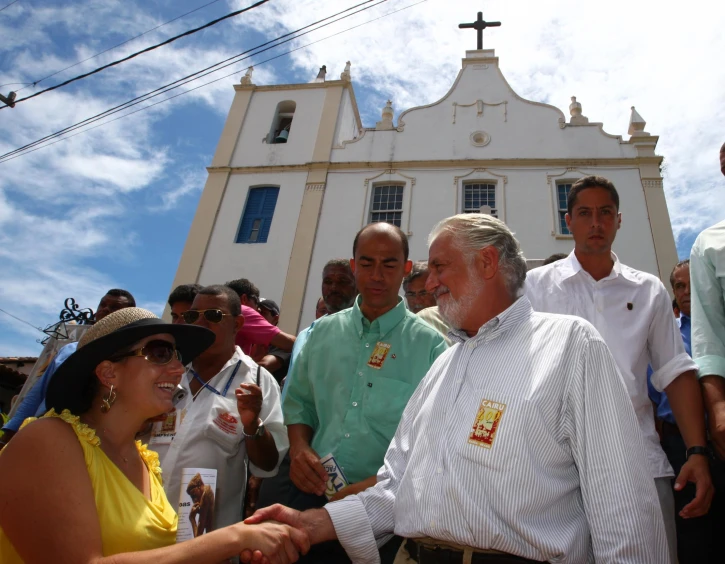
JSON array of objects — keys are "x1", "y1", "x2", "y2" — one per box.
[
  {"x1": 242, "y1": 419, "x2": 265, "y2": 440},
  {"x1": 685, "y1": 446, "x2": 712, "y2": 460}
]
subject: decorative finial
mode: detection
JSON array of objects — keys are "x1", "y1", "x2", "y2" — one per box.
[
  {"x1": 628, "y1": 106, "x2": 650, "y2": 137},
  {"x1": 376, "y1": 100, "x2": 395, "y2": 130},
  {"x1": 568, "y1": 96, "x2": 589, "y2": 125},
  {"x1": 312, "y1": 65, "x2": 327, "y2": 83},
  {"x1": 340, "y1": 61, "x2": 351, "y2": 82},
  {"x1": 240, "y1": 66, "x2": 254, "y2": 86}
]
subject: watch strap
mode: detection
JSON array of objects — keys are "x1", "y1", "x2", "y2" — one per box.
[
  {"x1": 242, "y1": 419, "x2": 264, "y2": 440},
  {"x1": 685, "y1": 446, "x2": 711, "y2": 460}
]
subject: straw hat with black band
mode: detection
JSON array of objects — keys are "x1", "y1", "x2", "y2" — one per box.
[{"x1": 46, "y1": 308, "x2": 215, "y2": 415}]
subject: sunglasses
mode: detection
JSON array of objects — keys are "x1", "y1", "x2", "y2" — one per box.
[
  {"x1": 112, "y1": 339, "x2": 182, "y2": 365},
  {"x1": 181, "y1": 309, "x2": 235, "y2": 324}
]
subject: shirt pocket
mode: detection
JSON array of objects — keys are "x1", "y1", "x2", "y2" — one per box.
[
  {"x1": 203, "y1": 395, "x2": 244, "y2": 457},
  {"x1": 362, "y1": 376, "x2": 414, "y2": 444}
]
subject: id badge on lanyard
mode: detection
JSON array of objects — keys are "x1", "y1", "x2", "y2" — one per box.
[{"x1": 149, "y1": 408, "x2": 186, "y2": 446}]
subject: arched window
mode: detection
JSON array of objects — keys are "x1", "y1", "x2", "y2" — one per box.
[{"x1": 268, "y1": 100, "x2": 296, "y2": 144}]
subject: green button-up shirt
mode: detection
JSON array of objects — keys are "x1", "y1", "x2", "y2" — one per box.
[
  {"x1": 691, "y1": 220, "x2": 725, "y2": 379},
  {"x1": 283, "y1": 296, "x2": 448, "y2": 483}
]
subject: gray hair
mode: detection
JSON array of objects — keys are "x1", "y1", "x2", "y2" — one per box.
[{"x1": 428, "y1": 214, "x2": 527, "y2": 296}]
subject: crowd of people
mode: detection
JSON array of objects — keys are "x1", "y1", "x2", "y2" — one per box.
[{"x1": 0, "y1": 145, "x2": 723, "y2": 564}]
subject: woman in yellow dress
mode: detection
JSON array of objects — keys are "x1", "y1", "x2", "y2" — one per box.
[{"x1": 0, "y1": 308, "x2": 307, "y2": 563}]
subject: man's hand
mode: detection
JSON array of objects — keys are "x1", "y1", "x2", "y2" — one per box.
[
  {"x1": 237, "y1": 521, "x2": 310, "y2": 564},
  {"x1": 236, "y1": 384, "x2": 263, "y2": 432},
  {"x1": 289, "y1": 444, "x2": 327, "y2": 496},
  {"x1": 674, "y1": 454, "x2": 714, "y2": 518},
  {"x1": 243, "y1": 505, "x2": 337, "y2": 547}
]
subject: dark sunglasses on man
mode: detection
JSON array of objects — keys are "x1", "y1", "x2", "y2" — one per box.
[
  {"x1": 111, "y1": 339, "x2": 182, "y2": 365},
  {"x1": 181, "y1": 309, "x2": 235, "y2": 324}
]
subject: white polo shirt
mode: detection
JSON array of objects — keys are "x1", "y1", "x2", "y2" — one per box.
[
  {"x1": 525, "y1": 252, "x2": 697, "y2": 479},
  {"x1": 152, "y1": 346, "x2": 288, "y2": 530}
]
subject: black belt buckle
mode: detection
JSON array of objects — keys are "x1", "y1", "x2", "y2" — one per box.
[{"x1": 411, "y1": 540, "x2": 461, "y2": 564}]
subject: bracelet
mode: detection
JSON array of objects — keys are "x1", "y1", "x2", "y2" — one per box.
[{"x1": 685, "y1": 446, "x2": 712, "y2": 460}]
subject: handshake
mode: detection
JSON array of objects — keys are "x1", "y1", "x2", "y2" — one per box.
[{"x1": 236, "y1": 504, "x2": 337, "y2": 564}]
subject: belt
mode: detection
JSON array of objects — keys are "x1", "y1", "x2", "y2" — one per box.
[{"x1": 405, "y1": 539, "x2": 546, "y2": 564}]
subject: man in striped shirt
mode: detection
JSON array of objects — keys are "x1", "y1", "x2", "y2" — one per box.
[{"x1": 246, "y1": 214, "x2": 668, "y2": 564}]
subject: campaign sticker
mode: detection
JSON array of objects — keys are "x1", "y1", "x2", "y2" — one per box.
[
  {"x1": 321, "y1": 453, "x2": 349, "y2": 499},
  {"x1": 367, "y1": 342, "x2": 391, "y2": 370},
  {"x1": 468, "y1": 399, "x2": 507, "y2": 449},
  {"x1": 212, "y1": 411, "x2": 239, "y2": 436}
]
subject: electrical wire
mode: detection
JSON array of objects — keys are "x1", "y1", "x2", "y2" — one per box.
[
  {"x1": 13, "y1": 0, "x2": 225, "y2": 94},
  {"x1": 0, "y1": 0, "x2": 429, "y2": 162},
  {"x1": 0, "y1": 0, "x2": 21, "y2": 14},
  {"x1": 0, "y1": 0, "x2": 384, "y2": 163},
  {"x1": 2, "y1": 0, "x2": 270, "y2": 108},
  {"x1": 0, "y1": 308, "x2": 43, "y2": 334}
]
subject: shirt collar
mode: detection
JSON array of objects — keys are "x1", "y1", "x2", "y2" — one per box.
[
  {"x1": 559, "y1": 250, "x2": 636, "y2": 283},
  {"x1": 449, "y1": 296, "x2": 533, "y2": 345},
  {"x1": 352, "y1": 295, "x2": 407, "y2": 338}
]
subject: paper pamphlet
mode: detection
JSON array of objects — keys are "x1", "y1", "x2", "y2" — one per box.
[
  {"x1": 176, "y1": 468, "x2": 217, "y2": 542},
  {"x1": 321, "y1": 453, "x2": 349, "y2": 500}
]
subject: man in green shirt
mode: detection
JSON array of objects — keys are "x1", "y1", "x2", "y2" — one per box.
[{"x1": 282, "y1": 222, "x2": 448, "y2": 562}]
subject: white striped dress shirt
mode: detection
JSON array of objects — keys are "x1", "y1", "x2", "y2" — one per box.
[
  {"x1": 525, "y1": 252, "x2": 697, "y2": 479},
  {"x1": 325, "y1": 297, "x2": 668, "y2": 564}
]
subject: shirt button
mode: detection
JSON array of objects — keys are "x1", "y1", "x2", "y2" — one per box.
[
  {"x1": 352, "y1": 402, "x2": 358, "y2": 407},
  {"x1": 437, "y1": 468, "x2": 443, "y2": 474},
  {"x1": 365, "y1": 343, "x2": 370, "y2": 348},
  {"x1": 345, "y1": 433, "x2": 350, "y2": 438},
  {"x1": 430, "y1": 521, "x2": 435, "y2": 528},
  {"x1": 358, "y1": 371, "x2": 363, "y2": 376}
]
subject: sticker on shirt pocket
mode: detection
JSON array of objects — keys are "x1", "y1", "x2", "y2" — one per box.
[
  {"x1": 468, "y1": 398, "x2": 507, "y2": 449},
  {"x1": 367, "y1": 342, "x2": 391, "y2": 369}
]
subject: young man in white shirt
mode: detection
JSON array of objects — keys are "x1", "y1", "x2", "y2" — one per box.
[
  {"x1": 150, "y1": 285, "x2": 288, "y2": 531},
  {"x1": 525, "y1": 175, "x2": 713, "y2": 563}
]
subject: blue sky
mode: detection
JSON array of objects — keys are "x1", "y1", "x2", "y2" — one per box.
[{"x1": 1, "y1": 0, "x2": 724, "y2": 355}]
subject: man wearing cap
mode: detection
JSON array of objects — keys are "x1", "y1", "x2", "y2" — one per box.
[
  {"x1": 0, "y1": 289, "x2": 136, "y2": 450},
  {"x1": 255, "y1": 298, "x2": 290, "y2": 385},
  {"x1": 226, "y1": 278, "x2": 297, "y2": 355},
  {"x1": 281, "y1": 223, "x2": 448, "y2": 562},
  {"x1": 149, "y1": 284, "x2": 287, "y2": 532}
]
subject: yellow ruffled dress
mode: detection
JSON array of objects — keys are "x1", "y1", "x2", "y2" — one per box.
[{"x1": 0, "y1": 410, "x2": 178, "y2": 562}]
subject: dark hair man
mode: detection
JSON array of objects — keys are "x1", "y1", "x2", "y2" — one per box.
[
  {"x1": 255, "y1": 299, "x2": 290, "y2": 385},
  {"x1": 525, "y1": 176, "x2": 712, "y2": 563},
  {"x1": 248, "y1": 214, "x2": 668, "y2": 563},
  {"x1": 225, "y1": 280, "x2": 296, "y2": 354},
  {"x1": 153, "y1": 284, "x2": 287, "y2": 533},
  {"x1": 279, "y1": 223, "x2": 447, "y2": 562},
  {"x1": 168, "y1": 283, "x2": 202, "y2": 324},
  {"x1": 542, "y1": 252, "x2": 568, "y2": 266},
  {"x1": 402, "y1": 261, "x2": 437, "y2": 314},
  {"x1": 0, "y1": 289, "x2": 136, "y2": 449}
]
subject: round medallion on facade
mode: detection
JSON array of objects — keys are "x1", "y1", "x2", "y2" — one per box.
[{"x1": 469, "y1": 131, "x2": 491, "y2": 147}]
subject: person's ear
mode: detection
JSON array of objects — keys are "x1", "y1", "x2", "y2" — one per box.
[
  {"x1": 478, "y1": 246, "x2": 500, "y2": 281},
  {"x1": 95, "y1": 360, "x2": 117, "y2": 390},
  {"x1": 403, "y1": 260, "x2": 413, "y2": 275},
  {"x1": 350, "y1": 258, "x2": 356, "y2": 274},
  {"x1": 235, "y1": 313, "x2": 245, "y2": 331}
]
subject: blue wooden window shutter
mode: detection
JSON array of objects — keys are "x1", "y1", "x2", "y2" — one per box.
[{"x1": 236, "y1": 187, "x2": 280, "y2": 243}]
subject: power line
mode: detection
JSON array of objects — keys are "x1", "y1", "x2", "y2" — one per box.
[
  {"x1": 0, "y1": 307, "x2": 43, "y2": 334},
  {"x1": 14, "y1": 0, "x2": 225, "y2": 94},
  {"x1": 1, "y1": 0, "x2": 270, "y2": 109},
  {"x1": 0, "y1": 0, "x2": 21, "y2": 14},
  {"x1": 0, "y1": 0, "x2": 429, "y2": 161},
  {"x1": 0, "y1": 0, "x2": 383, "y2": 163}
]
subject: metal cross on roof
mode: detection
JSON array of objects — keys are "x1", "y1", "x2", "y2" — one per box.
[{"x1": 459, "y1": 11, "x2": 501, "y2": 50}]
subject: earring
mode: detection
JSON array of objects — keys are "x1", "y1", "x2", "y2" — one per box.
[{"x1": 101, "y1": 384, "x2": 117, "y2": 413}]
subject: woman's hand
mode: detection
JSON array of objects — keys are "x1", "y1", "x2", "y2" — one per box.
[{"x1": 237, "y1": 522, "x2": 310, "y2": 564}]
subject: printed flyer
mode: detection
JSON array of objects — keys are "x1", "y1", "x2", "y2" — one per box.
[{"x1": 176, "y1": 468, "x2": 217, "y2": 542}]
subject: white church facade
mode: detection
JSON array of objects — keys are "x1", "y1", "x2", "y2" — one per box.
[{"x1": 169, "y1": 48, "x2": 677, "y2": 334}]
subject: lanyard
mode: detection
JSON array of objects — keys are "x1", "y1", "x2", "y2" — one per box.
[{"x1": 190, "y1": 360, "x2": 241, "y2": 398}]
